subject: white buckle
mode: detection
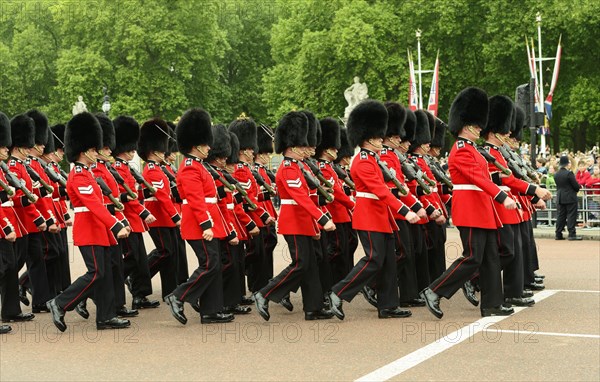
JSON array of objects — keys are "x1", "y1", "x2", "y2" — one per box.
[
  {"x1": 355, "y1": 192, "x2": 379, "y2": 200},
  {"x1": 280, "y1": 199, "x2": 298, "y2": 205}
]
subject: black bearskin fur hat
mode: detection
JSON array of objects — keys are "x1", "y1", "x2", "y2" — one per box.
[
  {"x1": 0, "y1": 112, "x2": 11, "y2": 148},
  {"x1": 65, "y1": 112, "x2": 102, "y2": 163},
  {"x1": 315, "y1": 117, "x2": 341, "y2": 158},
  {"x1": 410, "y1": 110, "x2": 432, "y2": 148},
  {"x1": 94, "y1": 113, "x2": 116, "y2": 151},
  {"x1": 113, "y1": 116, "x2": 140, "y2": 156},
  {"x1": 274, "y1": 111, "x2": 309, "y2": 154},
  {"x1": 138, "y1": 118, "x2": 169, "y2": 161},
  {"x1": 207, "y1": 124, "x2": 231, "y2": 162},
  {"x1": 301, "y1": 110, "x2": 321, "y2": 147},
  {"x1": 431, "y1": 118, "x2": 447, "y2": 148},
  {"x1": 256, "y1": 123, "x2": 274, "y2": 154},
  {"x1": 166, "y1": 121, "x2": 177, "y2": 155},
  {"x1": 227, "y1": 132, "x2": 240, "y2": 165},
  {"x1": 50, "y1": 124, "x2": 66, "y2": 150},
  {"x1": 384, "y1": 102, "x2": 407, "y2": 138},
  {"x1": 43, "y1": 133, "x2": 55, "y2": 155},
  {"x1": 448, "y1": 87, "x2": 489, "y2": 136},
  {"x1": 403, "y1": 108, "x2": 417, "y2": 142},
  {"x1": 335, "y1": 128, "x2": 354, "y2": 161},
  {"x1": 176, "y1": 108, "x2": 213, "y2": 154},
  {"x1": 25, "y1": 109, "x2": 49, "y2": 146},
  {"x1": 512, "y1": 105, "x2": 526, "y2": 141},
  {"x1": 10, "y1": 114, "x2": 35, "y2": 148},
  {"x1": 347, "y1": 100, "x2": 388, "y2": 147},
  {"x1": 482, "y1": 95, "x2": 513, "y2": 137},
  {"x1": 228, "y1": 116, "x2": 257, "y2": 151}
]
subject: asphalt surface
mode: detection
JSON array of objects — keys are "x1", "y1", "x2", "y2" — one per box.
[{"x1": 1, "y1": 228, "x2": 598, "y2": 381}]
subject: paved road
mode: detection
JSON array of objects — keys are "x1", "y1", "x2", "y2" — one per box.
[{"x1": 1, "y1": 228, "x2": 598, "y2": 381}]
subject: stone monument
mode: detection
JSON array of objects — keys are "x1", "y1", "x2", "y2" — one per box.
[
  {"x1": 343, "y1": 76, "x2": 368, "y2": 121},
  {"x1": 72, "y1": 96, "x2": 88, "y2": 116}
]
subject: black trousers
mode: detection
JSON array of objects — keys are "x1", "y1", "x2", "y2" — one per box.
[
  {"x1": 556, "y1": 202, "x2": 579, "y2": 237},
  {"x1": 121, "y1": 232, "x2": 153, "y2": 298},
  {"x1": 0, "y1": 240, "x2": 22, "y2": 318},
  {"x1": 174, "y1": 227, "x2": 189, "y2": 284},
  {"x1": 348, "y1": 228, "x2": 359, "y2": 265},
  {"x1": 260, "y1": 235, "x2": 323, "y2": 312},
  {"x1": 245, "y1": 228, "x2": 271, "y2": 293},
  {"x1": 173, "y1": 239, "x2": 223, "y2": 315},
  {"x1": 520, "y1": 221, "x2": 537, "y2": 285},
  {"x1": 327, "y1": 222, "x2": 352, "y2": 284},
  {"x1": 16, "y1": 233, "x2": 52, "y2": 306},
  {"x1": 394, "y1": 220, "x2": 420, "y2": 301},
  {"x1": 527, "y1": 220, "x2": 540, "y2": 272},
  {"x1": 148, "y1": 227, "x2": 178, "y2": 298},
  {"x1": 55, "y1": 245, "x2": 115, "y2": 322},
  {"x1": 430, "y1": 227, "x2": 503, "y2": 309},
  {"x1": 41, "y1": 230, "x2": 62, "y2": 298},
  {"x1": 332, "y1": 230, "x2": 399, "y2": 310},
  {"x1": 315, "y1": 233, "x2": 332, "y2": 293},
  {"x1": 498, "y1": 224, "x2": 524, "y2": 298},
  {"x1": 57, "y1": 229, "x2": 71, "y2": 291},
  {"x1": 237, "y1": 240, "x2": 248, "y2": 297},
  {"x1": 221, "y1": 240, "x2": 242, "y2": 307},
  {"x1": 411, "y1": 224, "x2": 430, "y2": 291},
  {"x1": 109, "y1": 245, "x2": 125, "y2": 308},
  {"x1": 426, "y1": 221, "x2": 447, "y2": 281}
]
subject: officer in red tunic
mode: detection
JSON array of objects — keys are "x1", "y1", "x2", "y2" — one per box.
[
  {"x1": 165, "y1": 108, "x2": 234, "y2": 325},
  {"x1": 254, "y1": 111, "x2": 335, "y2": 321},
  {"x1": 327, "y1": 100, "x2": 420, "y2": 320},
  {"x1": 112, "y1": 116, "x2": 159, "y2": 310},
  {"x1": 139, "y1": 119, "x2": 181, "y2": 299},
  {"x1": 9, "y1": 115, "x2": 50, "y2": 314},
  {"x1": 47, "y1": 112, "x2": 130, "y2": 332},
  {"x1": 420, "y1": 87, "x2": 518, "y2": 319},
  {"x1": 0, "y1": 112, "x2": 30, "y2": 327}
]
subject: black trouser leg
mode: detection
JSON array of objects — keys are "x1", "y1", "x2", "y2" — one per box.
[
  {"x1": 328, "y1": 222, "x2": 351, "y2": 285},
  {"x1": 520, "y1": 222, "x2": 535, "y2": 285},
  {"x1": 17, "y1": 233, "x2": 52, "y2": 306},
  {"x1": 148, "y1": 227, "x2": 178, "y2": 298},
  {"x1": 58, "y1": 229, "x2": 71, "y2": 290},
  {"x1": 221, "y1": 240, "x2": 242, "y2": 307},
  {"x1": 555, "y1": 203, "x2": 567, "y2": 236},
  {"x1": 527, "y1": 221, "x2": 540, "y2": 271},
  {"x1": 245, "y1": 229, "x2": 267, "y2": 293},
  {"x1": 173, "y1": 239, "x2": 223, "y2": 315},
  {"x1": 315, "y1": 234, "x2": 333, "y2": 293},
  {"x1": 348, "y1": 228, "x2": 358, "y2": 269},
  {"x1": 498, "y1": 224, "x2": 523, "y2": 298},
  {"x1": 395, "y1": 220, "x2": 420, "y2": 301},
  {"x1": 41, "y1": 231, "x2": 61, "y2": 298},
  {"x1": 426, "y1": 221, "x2": 447, "y2": 281},
  {"x1": 260, "y1": 235, "x2": 323, "y2": 312},
  {"x1": 121, "y1": 233, "x2": 153, "y2": 298},
  {"x1": 237, "y1": 240, "x2": 247, "y2": 297},
  {"x1": 175, "y1": 228, "x2": 188, "y2": 284},
  {"x1": 91, "y1": 247, "x2": 116, "y2": 322},
  {"x1": 109, "y1": 245, "x2": 125, "y2": 308},
  {"x1": 332, "y1": 231, "x2": 398, "y2": 307},
  {"x1": 566, "y1": 203, "x2": 578, "y2": 236},
  {"x1": 0, "y1": 240, "x2": 22, "y2": 318},
  {"x1": 411, "y1": 224, "x2": 430, "y2": 291}
]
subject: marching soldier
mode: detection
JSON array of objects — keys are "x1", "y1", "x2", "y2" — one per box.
[
  {"x1": 165, "y1": 108, "x2": 233, "y2": 325},
  {"x1": 139, "y1": 119, "x2": 181, "y2": 299},
  {"x1": 327, "y1": 100, "x2": 419, "y2": 320},
  {"x1": 420, "y1": 87, "x2": 517, "y2": 319},
  {"x1": 254, "y1": 111, "x2": 335, "y2": 321},
  {"x1": 1, "y1": 112, "x2": 30, "y2": 326},
  {"x1": 112, "y1": 116, "x2": 159, "y2": 310},
  {"x1": 47, "y1": 112, "x2": 130, "y2": 332}
]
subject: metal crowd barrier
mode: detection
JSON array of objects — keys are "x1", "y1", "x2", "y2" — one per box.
[{"x1": 535, "y1": 187, "x2": 600, "y2": 228}]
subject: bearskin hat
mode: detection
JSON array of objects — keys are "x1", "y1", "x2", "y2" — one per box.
[
  {"x1": 207, "y1": 124, "x2": 231, "y2": 162},
  {"x1": 138, "y1": 118, "x2": 169, "y2": 161},
  {"x1": 336, "y1": 128, "x2": 354, "y2": 161},
  {"x1": 25, "y1": 109, "x2": 49, "y2": 146},
  {"x1": 94, "y1": 113, "x2": 116, "y2": 151},
  {"x1": 315, "y1": 117, "x2": 341, "y2": 158},
  {"x1": 482, "y1": 95, "x2": 513, "y2": 137},
  {"x1": 51, "y1": 124, "x2": 66, "y2": 150},
  {"x1": 0, "y1": 112, "x2": 11, "y2": 148},
  {"x1": 512, "y1": 105, "x2": 526, "y2": 141},
  {"x1": 403, "y1": 108, "x2": 417, "y2": 142},
  {"x1": 43, "y1": 133, "x2": 55, "y2": 155},
  {"x1": 448, "y1": 87, "x2": 489, "y2": 136},
  {"x1": 166, "y1": 121, "x2": 177, "y2": 155},
  {"x1": 347, "y1": 100, "x2": 388, "y2": 147},
  {"x1": 301, "y1": 110, "x2": 321, "y2": 147},
  {"x1": 431, "y1": 118, "x2": 447, "y2": 148},
  {"x1": 10, "y1": 114, "x2": 35, "y2": 148},
  {"x1": 256, "y1": 123, "x2": 274, "y2": 154},
  {"x1": 274, "y1": 111, "x2": 309, "y2": 154},
  {"x1": 176, "y1": 108, "x2": 213, "y2": 154},
  {"x1": 384, "y1": 102, "x2": 407, "y2": 138},
  {"x1": 113, "y1": 116, "x2": 139, "y2": 156},
  {"x1": 410, "y1": 110, "x2": 432, "y2": 148},
  {"x1": 228, "y1": 116, "x2": 257, "y2": 151},
  {"x1": 227, "y1": 132, "x2": 240, "y2": 165},
  {"x1": 65, "y1": 112, "x2": 102, "y2": 163}
]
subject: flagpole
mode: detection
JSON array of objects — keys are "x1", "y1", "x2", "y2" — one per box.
[
  {"x1": 536, "y1": 12, "x2": 547, "y2": 157},
  {"x1": 416, "y1": 29, "x2": 423, "y2": 109}
]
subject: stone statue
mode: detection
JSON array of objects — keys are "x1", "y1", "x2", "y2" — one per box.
[
  {"x1": 72, "y1": 96, "x2": 88, "y2": 116},
  {"x1": 344, "y1": 76, "x2": 368, "y2": 120}
]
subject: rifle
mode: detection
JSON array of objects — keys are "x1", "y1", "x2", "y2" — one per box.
[
  {"x1": 106, "y1": 163, "x2": 138, "y2": 200},
  {"x1": 251, "y1": 169, "x2": 276, "y2": 196},
  {"x1": 424, "y1": 156, "x2": 453, "y2": 191},
  {"x1": 25, "y1": 163, "x2": 54, "y2": 194},
  {"x1": 95, "y1": 177, "x2": 124, "y2": 210},
  {"x1": 0, "y1": 177, "x2": 14, "y2": 197},
  {"x1": 332, "y1": 163, "x2": 355, "y2": 190},
  {"x1": 0, "y1": 162, "x2": 36, "y2": 203},
  {"x1": 159, "y1": 164, "x2": 183, "y2": 203},
  {"x1": 377, "y1": 159, "x2": 408, "y2": 195},
  {"x1": 304, "y1": 158, "x2": 333, "y2": 189},
  {"x1": 476, "y1": 146, "x2": 512, "y2": 176},
  {"x1": 130, "y1": 166, "x2": 156, "y2": 195},
  {"x1": 203, "y1": 163, "x2": 257, "y2": 210},
  {"x1": 34, "y1": 157, "x2": 67, "y2": 188},
  {"x1": 496, "y1": 145, "x2": 533, "y2": 182},
  {"x1": 300, "y1": 165, "x2": 333, "y2": 203},
  {"x1": 264, "y1": 168, "x2": 276, "y2": 183},
  {"x1": 505, "y1": 145, "x2": 539, "y2": 182},
  {"x1": 396, "y1": 151, "x2": 431, "y2": 194}
]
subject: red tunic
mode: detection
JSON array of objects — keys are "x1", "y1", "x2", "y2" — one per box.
[
  {"x1": 318, "y1": 160, "x2": 354, "y2": 224},
  {"x1": 232, "y1": 162, "x2": 270, "y2": 228},
  {"x1": 254, "y1": 163, "x2": 278, "y2": 220},
  {"x1": 379, "y1": 147, "x2": 422, "y2": 221},
  {"x1": 142, "y1": 161, "x2": 180, "y2": 228},
  {"x1": 8, "y1": 157, "x2": 45, "y2": 233},
  {"x1": 113, "y1": 159, "x2": 150, "y2": 233},
  {"x1": 0, "y1": 171, "x2": 24, "y2": 238}
]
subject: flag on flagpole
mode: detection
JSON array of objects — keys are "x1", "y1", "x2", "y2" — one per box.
[
  {"x1": 427, "y1": 52, "x2": 439, "y2": 117},
  {"x1": 529, "y1": 38, "x2": 541, "y2": 112},
  {"x1": 408, "y1": 49, "x2": 418, "y2": 111},
  {"x1": 544, "y1": 35, "x2": 562, "y2": 120}
]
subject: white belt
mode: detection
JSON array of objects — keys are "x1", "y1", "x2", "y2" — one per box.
[
  {"x1": 226, "y1": 203, "x2": 234, "y2": 210},
  {"x1": 182, "y1": 198, "x2": 217, "y2": 205},
  {"x1": 145, "y1": 197, "x2": 158, "y2": 202},
  {"x1": 499, "y1": 186, "x2": 511, "y2": 192},
  {"x1": 1, "y1": 201, "x2": 14, "y2": 207},
  {"x1": 280, "y1": 199, "x2": 298, "y2": 205},
  {"x1": 355, "y1": 192, "x2": 379, "y2": 200},
  {"x1": 53, "y1": 198, "x2": 60, "y2": 202},
  {"x1": 453, "y1": 184, "x2": 483, "y2": 191},
  {"x1": 73, "y1": 207, "x2": 90, "y2": 213}
]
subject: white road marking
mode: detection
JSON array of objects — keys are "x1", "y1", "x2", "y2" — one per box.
[
  {"x1": 553, "y1": 289, "x2": 600, "y2": 293},
  {"x1": 483, "y1": 329, "x2": 600, "y2": 339},
  {"x1": 355, "y1": 290, "x2": 557, "y2": 382}
]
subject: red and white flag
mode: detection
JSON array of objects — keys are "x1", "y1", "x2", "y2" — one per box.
[
  {"x1": 544, "y1": 35, "x2": 562, "y2": 120},
  {"x1": 408, "y1": 49, "x2": 418, "y2": 111},
  {"x1": 427, "y1": 52, "x2": 439, "y2": 116}
]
